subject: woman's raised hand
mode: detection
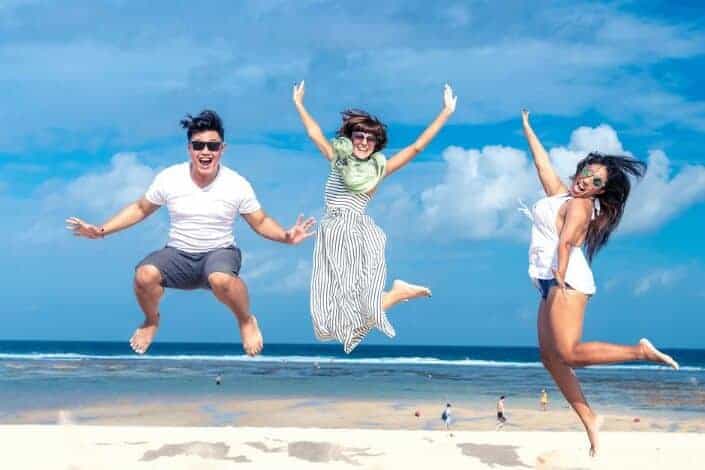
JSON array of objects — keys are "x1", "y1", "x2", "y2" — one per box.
[
  {"x1": 293, "y1": 80, "x2": 305, "y2": 106},
  {"x1": 443, "y1": 83, "x2": 457, "y2": 114},
  {"x1": 521, "y1": 108, "x2": 530, "y2": 126}
]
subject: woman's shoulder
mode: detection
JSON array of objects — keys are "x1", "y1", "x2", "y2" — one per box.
[{"x1": 565, "y1": 197, "x2": 594, "y2": 217}]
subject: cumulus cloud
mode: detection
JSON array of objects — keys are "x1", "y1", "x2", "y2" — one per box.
[
  {"x1": 549, "y1": 124, "x2": 630, "y2": 179},
  {"x1": 421, "y1": 144, "x2": 538, "y2": 239},
  {"x1": 622, "y1": 150, "x2": 705, "y2": 233},
  {"x1": 61, "y1": 153, "x2": 156, "y2": 214},
  {"x1": 18, "y1": 153, "x2": 157, "y2": 244},
  {"x1": 420, "y1": 124, "x2": 705, "y2": 240},
  {"x1": 633, "y1": 266, "x2": 688, "y2": 296}
]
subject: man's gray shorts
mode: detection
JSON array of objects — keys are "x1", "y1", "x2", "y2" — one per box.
[{"x1": 136, "y1": 246, "x2": 242, "y2": 290}]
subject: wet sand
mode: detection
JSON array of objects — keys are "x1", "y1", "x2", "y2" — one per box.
[{"x1": 4, "y1": 397, "x2": 704, "y2": 433}]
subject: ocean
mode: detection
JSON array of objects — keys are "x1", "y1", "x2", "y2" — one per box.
[{"x1": 1, "y1": 341, "x2": 703, "y2": 419}]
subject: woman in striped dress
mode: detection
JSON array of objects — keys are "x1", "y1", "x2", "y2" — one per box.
[{"x1": 293, "y1": 81, "x2": 457, "y2": 353}]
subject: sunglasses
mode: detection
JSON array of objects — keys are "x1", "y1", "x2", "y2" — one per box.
[
  {"x1": 579, "y1": 167, "x2": 604, "y2": 188},
  {"x1": 351, "y1": 131, "x2": 378, "y2": 145},
  {"x1": 191, "y1": 141, "x2": 223, "y2": 151}
]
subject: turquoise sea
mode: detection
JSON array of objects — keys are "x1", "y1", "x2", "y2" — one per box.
[{"x1": 1, "y1": 341, "x2": 703, "y2": 420}]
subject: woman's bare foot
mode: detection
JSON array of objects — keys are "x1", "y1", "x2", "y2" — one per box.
[
  {"x1": 239, "y1": 315, "x2": 263, "y2": 357},
  {"x1": 129, "y1": 319, "x2": 159, "y2": 354},
  {"x1": 639, "y1": 338, "x2": 679, "y2": 369},
  {"x1": 392, "y1": 279, "x2": 432, "y2": 301},
  {"x1": 587, "y1": 414, "x2": 604, "y2": 457}
]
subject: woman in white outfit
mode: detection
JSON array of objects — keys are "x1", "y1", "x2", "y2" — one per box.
[
  {"x1": 293, "y1": 81, "x2": 456, "y2": 353},
  {"x1": 521, "y1": 109, "x2": 679, "y2": 457}
]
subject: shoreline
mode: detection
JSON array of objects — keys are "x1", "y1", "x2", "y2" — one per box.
[{"x1": 4, "y1": 396, "x2": 704, "y2": 434}]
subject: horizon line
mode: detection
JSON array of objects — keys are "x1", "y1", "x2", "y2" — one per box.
[{"x1": 0, "y1": 339, "x2": 702, "y2": 351}]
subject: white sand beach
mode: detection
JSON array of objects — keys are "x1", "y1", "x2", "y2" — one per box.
[
  {"x1": 2, "y1": 425, "x2": 704, "y2": 469},
  {"x1": 4, "y1": 397, "x2": 704, "y2": 468}
]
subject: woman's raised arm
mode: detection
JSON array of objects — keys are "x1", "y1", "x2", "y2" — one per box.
[
  {"x1": 522, "y1": 109, "x2": 568, "y2": 196},
  {"x1": 293, "y1": 81, "x2": 334, "y2": 160},
  {"x1": 385, "y1": 84, "x2": 457, "y2": 177}
]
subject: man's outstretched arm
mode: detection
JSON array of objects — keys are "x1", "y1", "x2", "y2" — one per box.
[
  {"x1": 242, "y1": 209, "x2": 316, "y2": 245},
  {"x1": 66, "y1": 196, "x2": 161, "y2": 239}
]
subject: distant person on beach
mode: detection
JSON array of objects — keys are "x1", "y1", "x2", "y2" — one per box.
[
  {"x1": 441, "y1": 403, "x2": 452, "y2": 430},
  {"x1": 66, "y1": 110, "x2": 315, "y2": 356},
  {"x1": 496, "y1": 396, "x2": 507, "y2": 429},
  {"x1": 215, "y1": 374, "x2": 222, "y2": 386},
  {"x1": 520, "y1": 109, "x2": 679, "y2": 456},
  {"x1": 540, "y1": 389, "x2": 548, "y2": 411},
  {"x1": 293, "y1": 81, "x2": 456, "y2": 353}
]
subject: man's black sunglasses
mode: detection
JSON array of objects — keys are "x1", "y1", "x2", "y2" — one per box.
[{"x1": 191, "y1": 141, "x2": 223, "y2": 151}]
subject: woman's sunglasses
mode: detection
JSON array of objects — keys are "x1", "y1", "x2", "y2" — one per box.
[
  {"x1": 351, "y1": 131, "x2": 378, "y2": 145},
  {"x1": 191, "y1": 141, "x2": 223, "y2": 151},
  {"x1": 579, "y1": 167, "x2": 604, "y2": 188}
]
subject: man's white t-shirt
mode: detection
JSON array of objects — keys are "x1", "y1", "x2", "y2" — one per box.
[{"x1": 145, "y1": 162, "x2": 260, "y2": 253}]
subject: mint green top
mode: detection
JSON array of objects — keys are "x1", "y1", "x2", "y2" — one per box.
[{"x1": 330, "y1": 137, "x2": 386, "y2": 194}]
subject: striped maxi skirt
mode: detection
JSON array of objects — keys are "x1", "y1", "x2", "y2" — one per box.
[{"x1": 310, "y1": 208, "x2": 396, "y2": 353}]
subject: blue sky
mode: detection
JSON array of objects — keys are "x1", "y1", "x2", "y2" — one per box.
[{"x1": 1, "y1": 1, "x2": 703, "y2": 348}]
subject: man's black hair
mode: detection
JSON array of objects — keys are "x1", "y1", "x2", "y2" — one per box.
[{"x1": 180, "y1": 110, "x2": 224, "y2": 140}]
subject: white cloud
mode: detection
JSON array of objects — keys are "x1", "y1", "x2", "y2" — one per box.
[
  {"x1": 633, "y1": 266, "x2": 687, "y2": 296},
  {"x1": 61, "y1": 153, "x2": 156, "y2": 214},
  {"x1": 0, "y1": 1, "x2": 705, "y2": 149},
  {"x1": 622, "y1": 150, "x2": 705, "y2": 233},
  {"x1": 341, "y1": 34, "x2": 705, "y2": 131},
  {"x1": 421, "y1": 144, "x2": 538, "y2": 239},
  {"x1": 0, "y1": 40, "x2": 250, "y2": 93},
  {"x1": 18, "y1": 153, "x2": 158, "y2": 244},
  {"x1": 0, "y1": 39, "x2": 308, "y2": 151},
  {"x1": 420, "y1": 124, "x2": 705, "y2": 240},
  {"x1": 548, "y1": 124, "x2": 630, "y2": 179}
]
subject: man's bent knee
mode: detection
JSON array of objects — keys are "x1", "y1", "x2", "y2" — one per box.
[
  {"x1": 135, "y1": 265, "x2": 162, "y2": 290},
  {"x1": 208, "y1": 272, "x2": 236, "y2": 293}
]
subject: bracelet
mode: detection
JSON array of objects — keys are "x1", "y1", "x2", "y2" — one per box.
[{"x1": 99, "y1": 227, "x2": 105, "y2": 238}]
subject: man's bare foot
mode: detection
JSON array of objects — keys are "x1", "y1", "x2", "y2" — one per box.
[
  {"x1": 639, "y1": 338, "x2": 679, "y2": 369},
  {"x1": 392, "y1": 279, "x2": 432, "y2": 301},
  {"x1": 240, "y1": 315, "x2": 263, "y2": 357},
  {"x1": 587, "y1": 414, "x2": 604, "y2": 458},
  {"x1": 129, "y1": 319, "x2": 159, "y2": 354}
]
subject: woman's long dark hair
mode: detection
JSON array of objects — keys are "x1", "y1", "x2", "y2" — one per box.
[{"x1": 575, "y1": 153, "x2": 647, "y2": 261}]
